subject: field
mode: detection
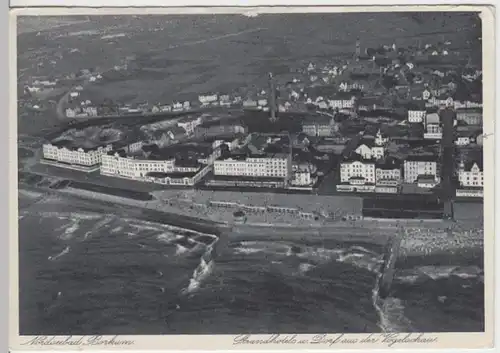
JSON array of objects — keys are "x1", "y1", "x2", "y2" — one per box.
[{"x1": 17, "y1": 13, "x2": 481, "y2": 132}]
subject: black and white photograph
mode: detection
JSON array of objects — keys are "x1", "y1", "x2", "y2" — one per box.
[{"x1": 12, "y1": 7, "x2": 493, "y2": 349}]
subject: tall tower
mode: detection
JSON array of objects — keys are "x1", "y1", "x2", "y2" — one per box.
[
  {"x1": 268, "y1": 72, "x2": 277, "y2": 122},
  {"x1": 355, "y1": 37, "x2": 361, "y2": 60},
  {"x1": 440, "y1": 108, "x2": 456, "y2": 220}
]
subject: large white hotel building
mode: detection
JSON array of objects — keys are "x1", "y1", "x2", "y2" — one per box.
[
  {"x1": 42, "y1": 141, "x2": 113, "y2": 170},
  {"x1": 213, "y1": 154, "x2": 291, "y2": 179}
]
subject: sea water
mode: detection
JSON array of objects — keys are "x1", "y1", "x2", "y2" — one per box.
[{"x1": 18, "y1": 194, "x2": 484, "y2": 335}]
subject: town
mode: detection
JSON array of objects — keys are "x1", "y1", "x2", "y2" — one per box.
[{"x1": 25, "y1": 37, "x2": 483, "y2": 222}]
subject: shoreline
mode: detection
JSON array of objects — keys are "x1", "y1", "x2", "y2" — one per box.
[{"x1": 18, "y1": 185, "x2": 484, "y2": 259}]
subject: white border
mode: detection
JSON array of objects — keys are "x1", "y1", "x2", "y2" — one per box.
[{"x1": 8, "y1": 0, "x2": 498, "y2": 8}]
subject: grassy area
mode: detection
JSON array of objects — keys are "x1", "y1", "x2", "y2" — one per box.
[{"x1": 18, "y1": 13, "x2": 480, "y2": 121}]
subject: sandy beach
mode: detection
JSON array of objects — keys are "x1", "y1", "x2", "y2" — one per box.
[{"x1": 17, "y1": 183, "x2": 482, "y2": 263}]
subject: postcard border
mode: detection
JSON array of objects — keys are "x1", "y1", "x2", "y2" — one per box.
[{"x1": 9, "y1": 5, "x2": 496, "y2": 351}]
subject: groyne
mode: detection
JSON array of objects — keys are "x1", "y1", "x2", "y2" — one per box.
[{"x1": 377, "y1": 229, "x2": 403, "y2": 299}]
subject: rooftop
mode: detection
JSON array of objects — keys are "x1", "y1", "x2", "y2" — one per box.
[
  {"x1": 342, "y1": 152, "x2": 376, "y2": 164},
  {"x1": 50, "y1": 139, "x2": 111, "y2": 152},
  {"x1": 417, "y1": 175, "x2": 438, "y2": 182},
  {"x1": 463, "y1": 160, "x2": 483, "y2": 171},
  {"x1": 146, "y1": 171, "x2": 199, "y2": 179},
  {"x1": 376, "y1": 157, "x2": 402, "y2": 170},
  {"x1": 144, "y1": 142, "x2": 212, "y2": 161},
  {"x1": 425, "y1": 113, "x2": 440, "y2": 124},
  {"x1": 302, "y1": 115, "x2": 334, "y2": 126},
  {"x1": 198, "y1": 117, "x2": 244, "y2": 129},
  {"x1": 405, "y1": 154, "x2": 437, "y2": 162}
]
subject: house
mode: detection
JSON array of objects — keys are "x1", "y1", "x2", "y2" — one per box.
[
  {"x1": 199, "y1": 94, "x2": 218, "y2": 106},
  {"x1": 177, "y1": 116, "x2": 203, "y2": 135},
  {"x1": 408, "y1": 110, "x2": 426, "y2": 123},
  {"x1": 422, "y1": 89, "x2": 431, "y2": 100},
  {"x1": 291, "y1": 162, "x2": 318, "y2": 187},
  {"x1": 183, "y1": 101, "x2": 191, "y2": 110},
  {"x1": 328, "y1": 95, "x2": 355, "y2": 110},
  {"x1": 454, "y1": 100, "x2": 483, "y2": 110},
  {"x1": 456, "y1": 108, "x2": 482, "y2": 125},
  {"x1": 417, "y1": 175, "x2": 438, "y2": 188},
  {"x1": 428, "y1": 95, "x2": 454, "y2": 108},
  {"x1": 160, "y1": 104, "x2": 172, "y2": 112},
  {"x1": 289, "y1": 90, "x2": 300, "y2": 100},
  {"x1": 375, "y1": 158, "x2": 402, "y2": 193},
  {"x1": 153, "y1": 132, "x2": 172, "y2": 148},
  {"x1": 424, "y1": 113, "x2": 442, "y2": 140},
  {"x1": 374, "y1": 129, "x2": 389, "y2": 146},
  {"x1": 291, "y1": 133, "x2": 310, "y2": 149},
  {"x1": 194, "y1": 120, "x2": 248, "y2": 138},
  {"x1": 65, "y1": 108, "x2": 76, "y2": 118},
  {"x1": 167, "y1": 126, "x2": 187, "y2": 141},
  {"x1": 316, "y1": 100, "x2": 328, "y2": 110},
  {"x1": 219, "y1": 95, "x2": 231, "y2": 107},
  {"x1": 458, "y1": 158, "x2": 483, "y2": 188},
  {"x1": 172, "y1": 102, "x2": 183, "y2": 112},
  {"x1": 455, "y1": 132, "x2": 472, "y2": 146},
  {"x1": 357, "y1": 97, "x2": 383, "y2": 111},
  {"x1": 403, "y1": 155, "x2": 439, "y2": 184},
  {"x1": 257, "y1": 99, "x2": 268, "y2": 107},
  {"x1": 243, "y1": 99, "x2": 258, "y2": 108},
  {"x1": 339, "y1": 82, "x2": 365, "y2": 92},
  {"x1": 83, "y1": 106, "x2": 98, "y2": 116},
  {"x1": 355, "y1": 138, "x2": 385, "y2": 160},
  {"x1": 302, "y1": 117, "x2": 338, "y2": 137}
]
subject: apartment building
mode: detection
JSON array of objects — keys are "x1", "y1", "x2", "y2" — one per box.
[
  {"x1": 403, "y1": 155, "x2": 439, "y2": 184},
  {"x1": 213, "y1": 153, "x2": 291, "y2": 180}
]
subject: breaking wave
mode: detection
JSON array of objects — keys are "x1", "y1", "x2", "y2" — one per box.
[
  {"x1": 182, "y1": 236, "x2": 219, "y2": 294},
  {"x1": 48, "y1": 246, "x2": 70, "y2": 261},
  {"x1": 395, "y1": 265, "x2": 484, "y2": 284}
]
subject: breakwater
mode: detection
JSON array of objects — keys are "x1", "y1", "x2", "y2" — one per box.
[{"x1": 377, "y1": 230, "x2": 403, "y2": 299}]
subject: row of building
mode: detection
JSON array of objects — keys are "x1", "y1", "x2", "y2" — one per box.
[
  {"x1": 337, "y1": 151, "x2": 483, "y2": 195},
  {"x1": 41, "y1": 128, "x2": 318, "y2": 190},
  {"x1": 41, "y1": 124, "x2": 483, "y2": 197}
]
